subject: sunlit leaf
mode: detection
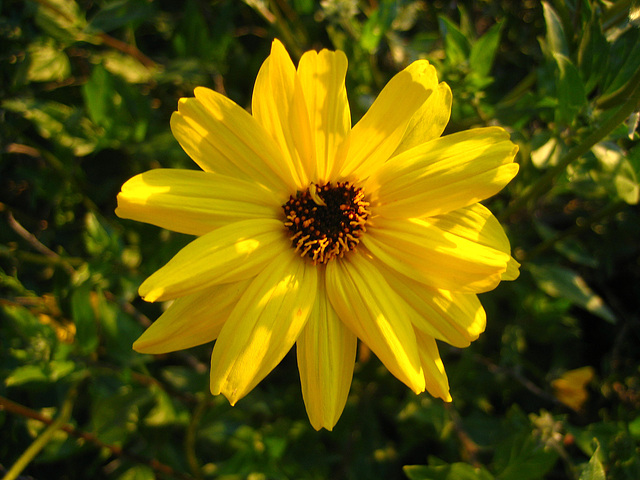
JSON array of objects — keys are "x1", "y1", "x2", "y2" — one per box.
[
  {"x1": 528, "y1": 264, "x2": 616, "y2": 323},
  {"x1": 25, "y1": 37, "x2": 71, "y2": 82},
  {"x1": 469, "y1": 21, "x2": 503, "y2": 79},
  {"x1": 579, "y1": 441, "x2": 605, "y2": 480},
  {"x1": 542, "y1": 2, "x2": 569, "y2": 57}
]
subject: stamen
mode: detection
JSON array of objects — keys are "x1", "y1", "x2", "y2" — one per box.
[{"x1": 282, "y1": 182, "x2": 370, "y2": 265}]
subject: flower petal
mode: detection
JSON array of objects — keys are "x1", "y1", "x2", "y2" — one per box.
[
  {"x1": 252, "y1": 39, "x2": 313, "y2": 188},
  {"x1": 415, "y1": 330, "x2": 452, "y2": 402},
  {"x1": 363, "y1": 216, "x2": 511, "y2": 293},
  {"x1": 133, "y1": 279, "x2": 252, "y2": 354},
  {"x1": 297, "y1": 47, "x2": 351, "y2": 183},
  {"x1": 393, "y1": 81, "x2": 452, "y2": 155},
  {"x1": 373, "y1": 259, "x2": 486, "y2": 348},
  {"x1": 368, "y1": 127, "x2": 519, "y2": 219},
  {"x1": 297, "y1": 276, "x2": 357, "y2": 431},
  {"x1": 325, "y1": 254, "x2": 425, "y2": 393},
  {"x1": 170, "y1": 87, "x2": 293, "y2": 194},
  {"x1": 210, "y1": 251, "x2": 317, "y2": 404},
  {"x1": 431, "y1": 203, "x2": 521, "y2": 281},
  {"x1": 339, "y1": 60, "x2": 438, "y2": 181},
  {"x1": 139, "y1": 219, "x2": 287, "y2": 302},
  {"x1": 116, "y1": 169, "x2": 281, "y2": 236}
]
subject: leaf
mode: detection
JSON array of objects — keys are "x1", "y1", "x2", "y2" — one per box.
[
  {"x1": 404, "y1": 463, "x2": 495, "y2": 480},
  {"x1": 469, "y1": 22, "x2": 503, "y2": 78},
  {"x1": 528, "y1": 264, "x2": 616, "y2": 323},
  {"x1": 493, "y1": 414, "x2": 559, "y2": 480},
  {"x1": 5, "y1": 364, "x2": 49, "y2": 386},
  {"x1": 531, "y1": 133, "x2": 559, "y2": 169},
  {"x1": 2, "y1": 98, "x2": 99, "y2": 156},
  {"x1": 360, "y1": 0, "x2": 397, "y2": 53},
  {"x1": 578, "y1": 13, "x2": 609, "y2": 94},
  {"x1": 579, "y1": 441, "x2": 605, "y2": 480},
  {"x1": 553, "y1": 53, "x2": 587, "y2": 125},
  {"x1": 591, "y1": 142, "x2": 639, "y2": 205},
  {"x1": 542, "y1": 2, "x2": 569, "y2": 58},
  {"x1": 5, "y1": 361, "x2": 75, "y2": 386},
  {"x1": 88, "y1": 0, "x2": 156, "y2": 33},
  {"x1": 117, "y1": 466, "x2": 155, "y2": 480},
  {"x1": 34, "y1": 0, "x2": 87, "y2": 44},
  {"x1": 70, "y1": 282, "x2": 99, "y2": 355},
  {"x1": 438, "y1": 16, "x2": 471, "y2": 65},
  {"x1": 26, "y1": 37, "x2": 71, "y2": 82}
]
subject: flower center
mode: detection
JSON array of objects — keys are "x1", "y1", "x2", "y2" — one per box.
[{"x1": 282, "y1": 182, "x2": 370, "y2": 265}]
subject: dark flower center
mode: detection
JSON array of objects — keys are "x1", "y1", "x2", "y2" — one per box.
[{"x1": 282, "y1": 182, "x2": 370, "y2": 264}]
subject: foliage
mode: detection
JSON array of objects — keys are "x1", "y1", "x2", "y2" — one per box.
[{"x1": 1, "y1": 0, "x2": 639, "y2": 479}]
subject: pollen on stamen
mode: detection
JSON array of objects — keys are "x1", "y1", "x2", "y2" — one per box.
[{"x1": 282, "y1": 182, "x2": 370, "y2": 265}]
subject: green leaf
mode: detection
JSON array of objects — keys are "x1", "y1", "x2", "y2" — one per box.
[
  {"x1": 82, "y1": 64, "x2": 151, "y2": 144},
  {"x1": 469, "y1": 22, "x2": 503, "y2": 78},
  {"x1": 117, "y1": 466, "x2": 155, "y2": 480},
  {"x1": 5, "y1": 361, "x2": 75, "y2": 386},
  {"x1": 360, "y1": 0, "x2": 397, "y2": 53},
  {"x1": 591, "y1": 142, "x2": 639, "y2": 205},
  {"x1": 438, "y1": 16, "x2": 471, "y2": 65},
  {"x1": 578, "y1": 14, "x2": 609, "y2": 94},
  {"x1": 528, "y1": 264, "x2": 617, "y2": 323},
  {"x1": 25, "y1": 37, "x2": 71, "y2": 82},
  {"x1": 2, "y1": 98, "x2": 99, "y2": 156},
  {"x1": 404, "y1": 463, "x2": 495, "y2": 480},
  {"x1": 70, "y1": 283, "x2": 99, "y2": 355},
  {"x1": 493, "y1": 411, "x2": 559, "y2": 480},
  {"x1": 5, "y1": 364, "x2": 49, "y2": 385},
  {"x1": 542, "y1": 2, "x2": 569, "y2": 58},
  {"x1": 34, "y1": 0, "x2": 87, "y2": 44},
  {"x1": 553, "y1": 53, "x2": 587, "y2": 125},
  {"x1": 579, "y1": 441, "x2": 605, "y2": 480},
  {"x1": 87, "y1": 0, "x2": 155, "y2": 33}
]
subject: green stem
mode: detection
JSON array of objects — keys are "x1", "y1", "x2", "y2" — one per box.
[
  {"x1": 185, "y1": 394, "x2": 208, "y2": 480},
  {"x1": 3, "y1": 387, "x2": 77, "y2": 480},
  {"x1": 525, "y1": 201, "x2": 624, "y2": 261},
  {"x1": 501, "y1": 73, "x2": 640, "y2": 220}
]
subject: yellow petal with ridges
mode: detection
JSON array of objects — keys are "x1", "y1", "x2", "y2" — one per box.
[
  {"x1": 373, "y1": 260, "x2": 486, "y2": 348},
  {"x1": 133, "y1": 279, "x2": 252, "y2": 354},
  {"x1": 297, "y1": 276, "x2": 357, "y2": 431},
  {"x1": 116, "y1": 169, "x2": 281, "y2": 236},
  {"x1": 170, "y1": 88, "x2": 293, "y2": 194},
  {"x1": 368, "y1": 127, "x2": 519, "y2": 219},
  {"x1": 210, "y1": 251, "x2": 317, "y2": 405},
  {"x1": 430, "y1": 203, "x2": 521, "y2": 282},
  {"x1": 339, "y1": 60, "x2": 438, "y2": 181},
  {"x1": 297, "y1": 47, "x2": 351, "y2": 183},
  {"x1": 364, "y1": 216, "x2": 510, "y2": 293},
  {"x1": 393, "y1": 80, "x2": 452, "y2": 156},
  {"x1": 252, "y1": 39, "x2": 312, "y2": 189},
  {"x1": 502, "y1": 256, "x2": 521, "y2": 280},
  {"x1": 325, "y1": 254, "x2": 425, "y2": 393},
  {"x1": 139, "y1": 219, "x2": 287, "y2": 302},
  {"x1": 415, "y1": 330, "x2": 452, "y2": 402}
]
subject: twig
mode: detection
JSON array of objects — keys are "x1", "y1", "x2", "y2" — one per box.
[
  {"x1": 6, "y1": 211, "x2": 77, "y2": 276},
  {"x1": 475, "y1": 355, "x2": 560, "y2": 405},
  {"x1": 3, "y1": 387, "x2": 77, "y2": 480},
  {"x1": 444, "y1": 403, "x2": 480, "y2": 466},
  {"x1": 0, "y1": 395, "x2": 195, "y2": 480}
]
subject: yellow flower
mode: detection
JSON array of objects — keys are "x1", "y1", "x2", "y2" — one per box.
[
  {"x1": 551, "y1": 366, "x2": 595, "y2": 411},
  {"x1": 116, "y1": 39, "x2": 520, "y2": 430}
]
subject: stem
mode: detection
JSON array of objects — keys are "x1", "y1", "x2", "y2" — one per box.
[
  {"x1": 185, "y1": 395, "x2": 208, "y2": 480},
  {"x1": 501, "y1": 73, "x2": 640, "y2": 220},
  {"x1": 3, "y1": 387, "x2": 77, "y2": 480},
  {"x1": 0, "y1": 395, "x2": 196, "y2": 480},
  {"x1": 524, "y1": 201, "x2": 624, "y2": 261}
]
